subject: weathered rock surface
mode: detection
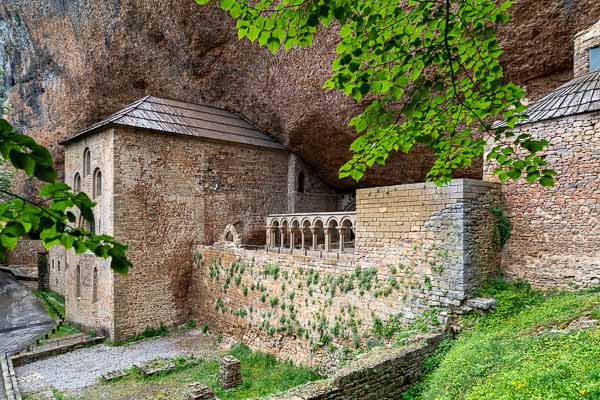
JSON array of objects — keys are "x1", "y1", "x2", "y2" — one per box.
[{"x1": 0, "y1": 0, "x2": 599, "y2": 189}]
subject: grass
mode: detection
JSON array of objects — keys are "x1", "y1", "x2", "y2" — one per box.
[
  {"x1": 32, "y1": 289, "x2": 81, "y2": 340},
  {"x1": 47, "y1": 344, "x2": 321, "y2": 400},
  {"x1": 401, "y1": 279, "x2": 600, "y2": 400}
]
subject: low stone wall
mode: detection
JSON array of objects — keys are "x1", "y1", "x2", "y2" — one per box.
[
  {"x1": 10, "y1": 334, "x2": 105, "y2": 367},
  {"x1": 265, "y1": 334, "x2": 444, "y2": 400},
  {"x1": 6, "y1": 240, "x2": 44, "y2": 267}
]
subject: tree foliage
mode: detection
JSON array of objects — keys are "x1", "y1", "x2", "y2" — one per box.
[
  {"x1": 0, "y1": 117, "x2": 131, "y2": 273},
  {"x1": 195, "y1": 0, "x2": 555, "y2": 186}
]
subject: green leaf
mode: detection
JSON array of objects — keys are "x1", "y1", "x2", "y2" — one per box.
[
  {"x1": 540, "y1": 175, "x2": 554, "y2": 187},
  {"x1": 9, "y1": 150, "x2": 35, "y2": 176}
]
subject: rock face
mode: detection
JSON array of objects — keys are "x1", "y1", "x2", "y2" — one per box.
[{"x1": 0, "y1": 0, "x2": 599, "y2": 189}]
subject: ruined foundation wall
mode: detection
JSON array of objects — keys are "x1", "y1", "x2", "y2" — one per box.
[
  {"x1": 191, "y1": 180, "x2": 500, "y2": 366},
  {"x1": 112, "y1": 127, "x2": 290, "y2": 339},
  {"x1": 267, "y1": 334, "x2": 444, "y2": 400},
  {"x1": 485, "y1": 112, "x2": 600, "y2": 289}
]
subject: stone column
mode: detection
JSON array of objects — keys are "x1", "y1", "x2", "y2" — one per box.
[
  {"x1": 266, "y1": 226, "x2": 271, "y2": 247},
  {"x1": 279, "y1": 229, "x2": 285, "y2": 248},
  {"x1": 290, "y1": 229, "x2": 296, "y2": 250},
  {"x1": 301, "y1": 230, "x2": 306, "y2": 249},
  {"x1": 338, "y1": 227, "x2": 345, "y2": 252},
  {"x1": 311, "y1": 227, "x2": 318, "y2": 250},
  {"x1": 324, "y1": 228, "x2": 331, "y2": 251}
]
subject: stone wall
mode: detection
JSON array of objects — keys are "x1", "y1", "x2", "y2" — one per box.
[
  {"x1": 266, "y1": 334, "x2": 444, "y2": 400},
  {"x1": 6, "y1": 240, "x2": 44, "y2": 267},
  {"x1": 287, "y1": 154, "x2": 339, "y2": 214},
  {"x1": 574, "y1": 20, "x2": 600, "y2": 77},
  {"x1": 191, "y1": 179, "x2": 500, "y2": 366},
  {"x1": 355, "y1": 179, "x2": 502, "y2": 300},
  {"x1": 485, "y1": 112, "x2": 600, "y2": 289},
  {"x1": 111, "y1": 126, "x2": 292, "y2": 339},
  {"x1": 61, "y1": 127, "x2": 116, "y2": 336},
  {"x1": 48, "y1": 246, "x2": 66, "y2": 296}
]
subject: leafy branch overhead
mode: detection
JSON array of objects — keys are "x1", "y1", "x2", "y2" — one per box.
[
  {"x1": 196, "y1": 0, "x2": 555, "y2": 186},
  {"x1": 0, "y1": 118, "x2": 132, "y2": 273}
]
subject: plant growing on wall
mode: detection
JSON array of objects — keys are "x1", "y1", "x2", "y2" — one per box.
[
  {"x1": 195, "y1": 0, "x2": 556, "y2": 187},
  {"x1": 491, "y1": 207, "x2": 511, "y2": 247}
]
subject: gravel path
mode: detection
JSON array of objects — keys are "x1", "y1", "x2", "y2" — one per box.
[{"x1": 16, "y1": 329, "x2": 218, "y2": 394}]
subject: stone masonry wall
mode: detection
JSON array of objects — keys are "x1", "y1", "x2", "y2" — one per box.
[
  {"x1": 485, "y1": 112, "x2": 600, "y2": 289},
  {"x1": 61, "y1": 127, "x2": 116, "y2": 336},
  {"x1": 192, "y1": 179, "x2": 500, "y2": 366},
  {"x1": 287, "y1": 154, "x2": 338, "y2": 214},
  {"x1": 356, "y1": 179, "x2": 502, "y2": 301},
  {"x1": 48, "y1": 245, "x2": 66, "y2": 296},
  {"x1": 111, "y1": 127, "x2": 290, "y2": 339},
  {"x1": 6, "y1": 240, "x2": 44, "y2": 267},
  {"x1": 574, "y1": 20, "x2": 600, "y2": 77},
  {"x1": 266, "y1": 334, "x2": 444, "y2": 400}
]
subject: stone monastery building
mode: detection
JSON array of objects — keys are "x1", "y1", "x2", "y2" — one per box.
[{"x1": 47, "y1": 21, "x2": 600, "y2": 356}]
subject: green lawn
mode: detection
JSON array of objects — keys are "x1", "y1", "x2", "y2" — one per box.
[
  {"x1": 401, "y1": 280, "x2": 600, "y2": 400},
  {"x1": 49, "y1": 344, "x2": 321, "y2": 400}
]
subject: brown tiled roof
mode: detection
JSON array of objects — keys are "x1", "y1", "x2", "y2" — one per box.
[
  {"x1": 496, "y1": 69, "x2": 600, "y2": 128},
  {"x1": 60, "y1": 96, "x2": 286, "y2": 150}
]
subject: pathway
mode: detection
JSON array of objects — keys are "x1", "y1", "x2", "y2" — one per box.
[
  {"x1": 16, "y1": 329, "x2": 218, "y2": 395},
  {"x1": 0, "y1": 271, "x2": 54, "y2": 356}
]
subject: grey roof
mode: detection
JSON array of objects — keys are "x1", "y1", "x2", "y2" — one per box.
[
  {"x1": 497, "y1": 69, "x2": 600, "y2": 127},
  {"x1": 61, "y1": 95, "x2": 286, "y2": 150}
]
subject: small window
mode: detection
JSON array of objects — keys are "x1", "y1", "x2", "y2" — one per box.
[
  {"x1": 74, "y1": 173, "x2": 81, "y2": 192},
  {"x1": 93, "y1": 168, "x2": 102, "y2": 198},
  {"x1": 590, "y1": 47, "x2": 600, "y2": 72},
  {"x1": 52, "y1": 259, "x2": 54, "y2": 270},
  {"x1": 58, "y1": 260, "x2": 60, "y2": 272},
  {"x1": 76, "y1": 265, "x2": 81, "y2": 298},
  {"x1": 297, "y1": 172, "x2": 305, "y2": 193},
  {"x1": 83, "y1": 148, "x2": 91, "y2": 177},
  {"x1": 92, "y1": 267, "x2": 98, "y2": 303}
]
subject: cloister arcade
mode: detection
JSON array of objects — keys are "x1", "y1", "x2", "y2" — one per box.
[{"x1": 265, "y1": 212, "x2": 356, "y2": 254}]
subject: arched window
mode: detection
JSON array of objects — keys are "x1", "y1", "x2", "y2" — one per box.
[
  {"x1": 92, "y1": 267, "x2": 98, "y2": 303},
  {"x1": 297, "y1": 171, "x2": 305, "y2": 193},
  {"x1": 76, "y1": 265, "x2": 81, "y2": 298},
  {"x1": 93, "y1": 168, "x2": 102, "y2": 198},
  {"x1": 57, "y1": 260, "x2": 60, "y2": 272},
  {"x1": 52, "y1": 259, "x2": 55, "y2": 270},
  {"x1": 83, "y1": 148, "x2": 91, "y2": 177},
  {"x1": 73, "y1": 173, "x2": 81, "y2": 192}
]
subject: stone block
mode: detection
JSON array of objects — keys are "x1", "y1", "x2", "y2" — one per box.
[
  {"x1": 184, "y1": 382, "x2": 216, "y2": 400},
  {"x1": 218, "y1": 355, "x2": 242, "y2": 389},
  {"x1": 465, "y1": 297, "x2": 496, "y2": 310}
]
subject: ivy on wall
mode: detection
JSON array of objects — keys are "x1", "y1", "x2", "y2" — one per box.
[{"x1": 196, "y1": 252, "x2": 446, "y2": 356}]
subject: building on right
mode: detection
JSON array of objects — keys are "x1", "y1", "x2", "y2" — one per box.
[{"x1": 485, "y1": 19, "x2": 600, "y2": 289}]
